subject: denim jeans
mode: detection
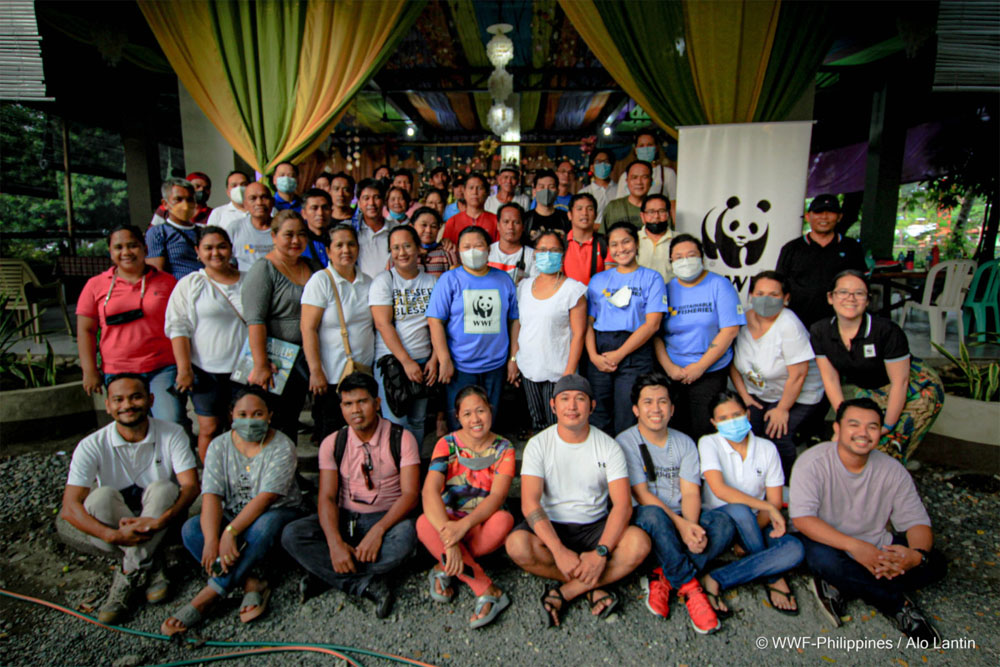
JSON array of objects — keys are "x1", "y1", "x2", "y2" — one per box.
[
  {"x1": 182, "y1": 506, "x2": 302, "y2": 596},
  {"x1": 708, "y1": 503, "x2": 804, "y2": 590},
  {"x1": 635, "y1": 505, "x2": 736, "y2": 588},
  {"x1": 281, "y1": 511, "x2": 416, "y2": 596},
  {"x1": 106, "y1": 364, "x2": 185, "y2": 424},
  {"x1": 748, "y1": 400, "x2": 826, "y2": 482},
  {"x1": 587, "y1": 331, "x2": 654, "y2": 436},
  {"x1": 375, "y1": 356, "x2": 429, "y2": 450},
  {"x1": 444, "y1": 366, "x2": 504, "y2": 431},
  {"x1": 798, "y1": 533, "x2": 946, "y2": 616}
]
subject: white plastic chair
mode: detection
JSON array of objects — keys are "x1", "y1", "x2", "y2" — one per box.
[{"x1": 899, "y1": 259, "x2": 977, "y2": 346}]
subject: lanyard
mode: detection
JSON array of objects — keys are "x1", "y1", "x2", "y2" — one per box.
[{"x1": 104, "y1": 270, "x2": 147, "y2": 307}]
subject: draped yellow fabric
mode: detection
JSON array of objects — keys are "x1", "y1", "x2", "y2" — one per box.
[
  {"x1": 558, "y1": 0, "x2": 678, "y2": 138},
  {"x1": 278, "y1": 0, "x2": 410, "y2": 169},
  {"x1": 683, "y1": 0, "x2": 781, "y2": 123},
  {"x1": 136, "y1": 1, "x2": 255, "y2": 167}
]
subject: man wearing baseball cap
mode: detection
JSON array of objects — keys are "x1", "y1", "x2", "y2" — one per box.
[
  {"x1": 505, "y1": 374, "x2": 650, "y2": 626},
  {"x1": 776, "y1": 194, "x2": 866, "y2": 328}
]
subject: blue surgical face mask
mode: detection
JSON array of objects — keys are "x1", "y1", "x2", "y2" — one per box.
[
  {"x1": 593, "y1": 162, "x2": 612, "y2": 180},
  {"x1": 232, "y1": 417, "x2": 269, "y2": 442},
  {"x1": 388, "y1": 210, "x2": 406, "y2": 221},
  {"x1": 421, "y1": 242, "x2": 439, "y2": 250},
  {"x1": 636, "y1": 146, "x2": 657, "y2": 162},
  {"x1": 275, "y1": 176, "x2": 297, "y2": 194},
  {"x1": 716, "y1": 415, "x2": 752, "y2": 443},
  {"x1": 535, "y1": 251, "x2": 564, "y2": 274}
]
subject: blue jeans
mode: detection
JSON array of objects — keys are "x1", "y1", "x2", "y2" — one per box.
[
  {"x1": 799, "y1": 533, "x2": 946, "y2": 616},
  {"x1": 445, "y1": 366, "x2": 504, "y2": 431},
  {"x1": 182, "y1": 507, "x2": 301, "y2": 595},
  {"x1": 375, "y1": 356, "x2": 429, "y2": 451},
  {"x1": 281, "y1": 511, "x2": 417, "y2": 597},
  {"x1": 635, "y1": 505, "x2": 736, "y2": 588},
  {"x1": 106, "y1": 364, "x2": 185, "y2": 425},
  {"x1": 708, "y1": 503, "x2": 804, "y2": 590}
]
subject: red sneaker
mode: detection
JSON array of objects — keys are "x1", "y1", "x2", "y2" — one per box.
[
  {"x1": 678, "y1": 578, "x2": 720, "y2": 635},
  {"x1": 639, "y1": 567, "x2": 672, "y2": 618}
]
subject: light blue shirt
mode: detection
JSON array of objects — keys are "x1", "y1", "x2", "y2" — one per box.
[
  {"x1": 587, "y1": 266, "x2": 668, "y2": 332},
  {"x1": 663, "y1": 271, "x2": 746, "y2": 371},
  {"x1": 425, "y1": 267, "x2": 519, "y2": 374}
]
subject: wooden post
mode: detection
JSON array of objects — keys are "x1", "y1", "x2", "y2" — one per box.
[
  {"x1": 61, "y1": 118, "x2": 75, "y2": 255},
  {"x1": 860, "y1": 82, "x2": 906, "y2": 259}
]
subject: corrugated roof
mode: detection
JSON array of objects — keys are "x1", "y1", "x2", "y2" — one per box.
[{"x1": 934, "y1": 0, "x2": 1000, "y2": 92}]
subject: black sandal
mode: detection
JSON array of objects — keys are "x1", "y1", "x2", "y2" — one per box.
[
  {"x1": 704, "y1": 590, "x2": 734, "y2": 619},
  {"x1": 540, "y1": 584, "x2": 566, "y2": 628},
  {"x1": 765, "y1": 583, "x2": 799, "y2": 616},
  {"x1": 585, "y1": 589, "x2": 619, "y2": 620}
]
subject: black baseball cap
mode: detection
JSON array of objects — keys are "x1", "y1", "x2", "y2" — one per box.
[
  {"x1": 553, "y1": 374, "x2": 594, "y2": 399},
  {"x1": 808, "y1": 194, "x2": 842, "y2": 214}
]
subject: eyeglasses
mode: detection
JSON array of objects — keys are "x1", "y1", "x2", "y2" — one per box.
[
  {"x1": 361, "y1": 447, "x2": 374, "y2": 490},
  {"x1": 644, "y1": 209, "x2": 670, "y2": 217},
  {"x1": 832, "y1": 289, "x2": 868, "y2": 301}
]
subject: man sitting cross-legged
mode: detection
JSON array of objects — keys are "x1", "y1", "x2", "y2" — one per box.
[
  {"x1": 791, "y1": 397, "x2": 946, "y2": 642},
  {"x1": 281, "y1": 373, "x2": 420, "y2": 618},
  {"x1": 505, "y1": 374, "x2": 650, "y2": 626},
  {"x1": 58, "y1": 374, "x2": 199, "y2": 624},
  {"x1": 616, "y1": 372, "x2": 735, "y2": 634}
]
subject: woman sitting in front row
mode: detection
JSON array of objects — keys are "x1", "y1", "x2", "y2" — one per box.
[
  {"x1": 810, "y1": 270, "x2": 944, "y2": 463},
  {"x1": 697, "y1": 391, "x2": 804, "y2": 617},
  {"x1": 417, "y1": 386, "x2": 515, "y2": 629}
]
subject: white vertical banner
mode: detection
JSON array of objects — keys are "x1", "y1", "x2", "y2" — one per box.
[{"x1": 675, "y1": 121, "x2": 813, "y2": 299}]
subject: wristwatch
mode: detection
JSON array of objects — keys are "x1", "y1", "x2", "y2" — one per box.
[
  {"x1": 914, "y1": 548, "x2": 929, "y2": 566},
  {"x1": 595, "y1": 544, "x2": 609, "y2": 558}
]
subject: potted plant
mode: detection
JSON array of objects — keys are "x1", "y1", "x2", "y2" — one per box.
[
  {"x1": 927, "y1": 342, "x2": 1000, "y2": 467},
  {"x1": 0, "y1": 297, "x2": 97, "y2": 443}
]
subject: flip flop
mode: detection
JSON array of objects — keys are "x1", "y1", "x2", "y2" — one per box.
[
  {"x1": 540, "y1": 584, "x2": 566, "y2": 628},
  {"x1": 161, "y1": 603, "x2": 201, "y2": 637},
  {"x1": 239, "y1": 587, "x2": 271, "y2": 623},
  {"x1": 469, "y1": 591, "x2": 510, "y2": 629},
  {"x1": 585, "y1": 589, "x2": 619, "y2": 620},
  {"x1": 428, "y1": 568, "x2": 455, "y2": 603},
  {"x1": 704, "y1": 590, "x2": 734, "y2": 619},
  {"x1": 765, "y1": 583, "x2": 799, "y2": 616}
]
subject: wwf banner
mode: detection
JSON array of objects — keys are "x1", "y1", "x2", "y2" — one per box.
[{"x1": 675, "y1": 121, "x2": 813, "y2": 299}]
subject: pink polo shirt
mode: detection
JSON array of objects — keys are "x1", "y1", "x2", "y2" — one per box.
[
  {"x1": 76, "y1": 267, "x2": 176, "y2": 373},
  {"x1": 318, "y1": 418, "x2": 420, "y2": 513}
]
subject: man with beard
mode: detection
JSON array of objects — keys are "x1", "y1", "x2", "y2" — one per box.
[{"x1": 58, "y1": 374, "x2": 199, "y2": 624}]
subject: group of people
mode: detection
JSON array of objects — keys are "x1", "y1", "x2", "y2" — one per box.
[{"x1": 58, "y1": 143, "x2": 947, "y2": 643}]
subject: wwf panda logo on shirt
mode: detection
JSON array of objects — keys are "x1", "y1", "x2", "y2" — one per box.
[
  {"x1": 472, "y1": 293, "x2": 495, "y2": 320},
  {"x1": 701, "y1": 196, "x2": 770, "y2": 269}
]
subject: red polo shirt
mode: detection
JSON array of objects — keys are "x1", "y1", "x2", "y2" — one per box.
[
  {"x1": 442, "y1": 210, "x2": 498, "y2": 245},
  {"x1": 563, "y1": 230, "x2": 607, "y2": 285}
]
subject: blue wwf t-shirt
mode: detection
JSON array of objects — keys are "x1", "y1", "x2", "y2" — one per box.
[
  {"x1": 663, "y1": 271, "x2": 746, "y2": 371},
  {"x1": 425, "y1": 267, "x2": 519, "y2": 374},
  {"x1": 587, "y1": 266, "x2": 668, "y2": 332}
]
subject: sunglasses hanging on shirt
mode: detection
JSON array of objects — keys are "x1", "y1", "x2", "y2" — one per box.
[{"x1": 103, "y1": 271, "x2": 147, "y2": 326}]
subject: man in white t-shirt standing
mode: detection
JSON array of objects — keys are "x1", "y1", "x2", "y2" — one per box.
[
  {"x1": 58, "y1": 375, "x2": 199, "y2": 624},
  {"x1": 484, "y1": 166, "x2": 530, "y2": 215},
  {"x1": 506, "y1": 374, "x2": 650, "y2": 626},
  {"x1": 207, "y1": 170, "x2": 251, "y2": 231},
  {"x1": 487, "y1": 203, "x2": 535, "y2": 285},
  {"x1": 790, "y1": 398, "x2": 945, "y2": 643}
]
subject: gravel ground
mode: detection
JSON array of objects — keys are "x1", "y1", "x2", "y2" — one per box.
[{"x1": 1, "y1": 450, "x2": 997, "y2": 667}]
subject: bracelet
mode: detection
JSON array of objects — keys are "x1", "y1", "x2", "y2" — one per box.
[
  {"x1": 225, "y1": 524, "x2": 237, "y2": 536},
  {"x1": 509, "y1": 354, "x2": 517, "y2": 362},
  {"x1": 883, "y1": 421, "x2": 897, "y2": 431}
]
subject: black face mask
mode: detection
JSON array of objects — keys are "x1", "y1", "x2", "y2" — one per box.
[
  {"x1": 645, "y1": 221, "x2": 669, "y2": 235},
  {"x1": 194, "y1": 190, "x2": 209, "y2": 205}
]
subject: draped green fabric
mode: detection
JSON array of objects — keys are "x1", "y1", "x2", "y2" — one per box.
[
  {"x1": 753, "y1": 1, "x2": 836, "y2": 121},
  {"x1": 592, "y1": 0, "x2": 706, "y2": 128},
  {"x1": 207, "y1": 1, "x2": 305, "y2": 172}
]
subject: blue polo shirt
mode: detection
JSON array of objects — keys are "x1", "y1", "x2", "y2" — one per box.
[
  {"x1": 145, "y1": 222, "x2": 202, "y2": 280},
  {"x1": 425, "y1": 267, "x2": 518, "y2": 374},
  {"x1": 274, "y1": 192, "x2": 301, "y2": 213},
  {"x1": 588, "y1": 266, "x2": 668, "y2": 332},
  {"x1": 663, "y1": 271, "x2": 746, "y2": 371}
]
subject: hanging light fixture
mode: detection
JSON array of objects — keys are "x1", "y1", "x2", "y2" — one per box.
[
  {"x1": 485, "y1": 23, "x2": 514, "y2": 68},
  {"x1": 487, "y1": 67, "x2": 513, "y2": 103},
  {"x1": 488, "y1": 102, "x2": 514, "y2": 136}
]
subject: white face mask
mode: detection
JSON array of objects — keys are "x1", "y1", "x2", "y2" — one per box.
[
  {"x1": 607, "y1": 285, "x2": 633, "y2": 308},
  {"x1": 460, "y1": 248, "x2": 488, "y2": 270},
  {"x1": 230, "y1": 185, "x2": 246, "y2": 206},
  {"x1": 672, "y1": 257, "x2": 704, "y2": 282}
]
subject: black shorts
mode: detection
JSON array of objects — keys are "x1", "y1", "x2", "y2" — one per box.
[
  {"x1": 190, "y1": 367, "x2": 237, "y2": 417},
  {"x1": 512, "y1": 516, "x2": 608, "y2": 553}
]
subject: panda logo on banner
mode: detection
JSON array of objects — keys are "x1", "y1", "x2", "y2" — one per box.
[{"x1": 701, "y1": 196, "x2": 770, "y2": 269}]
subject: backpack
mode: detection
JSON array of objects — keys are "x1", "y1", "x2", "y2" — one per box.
[{"x1": 333, "y1": 422, "x2": 405, "y2": 471}]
